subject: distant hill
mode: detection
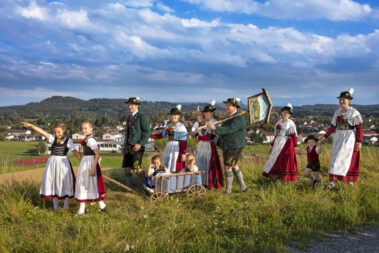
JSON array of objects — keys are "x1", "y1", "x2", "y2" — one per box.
[{"x1": 0, "y1": 96, "x2": 378, "y2": 120}]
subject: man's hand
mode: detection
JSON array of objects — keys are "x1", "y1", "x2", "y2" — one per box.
[
  {"x1": 133, "y1": 144, "x2": 141, "y2": 152},
  {"x1": 207, "y1": 122, "x2": 216, "y2": 130},
  {"x1": 181, "y1": 154, "x2": 186, "y2": 162}
]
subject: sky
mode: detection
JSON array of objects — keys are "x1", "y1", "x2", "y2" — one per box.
[{"x1": 0, "y1": 0, "x2": 378, "y2": 106}]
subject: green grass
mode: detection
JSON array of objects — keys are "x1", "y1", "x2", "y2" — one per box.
[
  {"x1": 0, "y1": 141, "x2": 49, "y2": 174},
  {"x1": 0, "y1": 145, "x2": 378, "y2": 252}
]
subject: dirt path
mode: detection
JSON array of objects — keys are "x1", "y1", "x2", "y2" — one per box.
[
  {"x1": 289, "y1": 226, "x2": 379, "y2": 252},
  {"x1": 0, "y1": 166, "x2": 114, "y2": 185}
]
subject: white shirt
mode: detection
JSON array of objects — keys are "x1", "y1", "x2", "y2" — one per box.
[
  {"x1": 86, "y1": 137, "x2": 98, "y2": 150},
  {"x1": 48, "y1": 135, "x2": 76, "y2": 151}
]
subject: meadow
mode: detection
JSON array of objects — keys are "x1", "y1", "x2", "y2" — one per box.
[{"x1": 0, "y1": 143, "x2": 378, "y2": 252}]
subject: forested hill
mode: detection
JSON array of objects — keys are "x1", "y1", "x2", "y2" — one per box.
[{"x1": 0, "y1": 96, "x2": 378, "y2": 120}]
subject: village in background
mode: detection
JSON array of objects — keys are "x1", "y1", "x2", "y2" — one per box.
[{"x1": 0, "y1": 96, "x2": 377, "y2": 155}]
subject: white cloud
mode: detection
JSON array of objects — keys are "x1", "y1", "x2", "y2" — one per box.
[
  {"x1": 156, "y1": 2, "x2": 174, "y2": 13},
  {"x1": 124, "y1": 0, "x2": 155, "y2": 8},
  {"x1": 17, "y1": 1, "x2": 49, "y2": 21},
  {"x1": 56, "y1": 9, "x2": 94, "y2": 29},
  {"x1": 182, "y1": 0, "x2": 375, "y2": 21}
]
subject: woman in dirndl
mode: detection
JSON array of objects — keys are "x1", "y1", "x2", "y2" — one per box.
[
  {"x1": 319, "y1": 88, "x2": 363, "y2": 188},
  {"x1": 194, "y1": 100, "x2": 224, "y2": 189},
  {"x1": 151, "y1": 105, "x2": 188, "y2": 172},
  {"x1": 262, "y1": 103, "x2": 300, "y2": 181}
]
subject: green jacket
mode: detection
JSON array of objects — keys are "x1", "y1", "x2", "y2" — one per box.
[
  {"x1": 123, "y1": 111, "x2": 151, "y2": 146},
  {"x1": 216, "y1": 112, "x2": 246, "y2": 150}
]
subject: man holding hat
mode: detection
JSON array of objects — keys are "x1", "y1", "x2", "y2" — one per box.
[
  {"x1": 122, "y1": 97, "x2": 151, "y2": 189},
  {"x1": 207, "y1": 98, "x2": 248, "y2": 194}
]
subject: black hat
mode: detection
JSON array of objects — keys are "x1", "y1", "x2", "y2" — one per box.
[
  {"x1": 337, "y1": 88, "x2": 354, "y2": 100},
  {"x1": 169, "y1": 104, "x2": 182, "y2": 115},
  {"x1": 304, "y1": 135, "x2": 319, "y2": 143},
  {"x1": 125, "y1": 97, "x2": 141, "y2": 105},
  {"x1": 202, "y1": 99, "x2": 216, "y2": 112},
  {"x1": 223, "y1": 98, "x2": 241, "y2": 108},
  {"x1": 281, "y1": 103, "x2": 293, "y2": 114}
]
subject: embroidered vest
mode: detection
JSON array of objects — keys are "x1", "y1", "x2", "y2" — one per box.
[
  {"x1": 51, "y1": 138, "x2": 69, "y2": 156},
  {"x1": 307, "y1": 146, "x2": 319, "y2": 163}
]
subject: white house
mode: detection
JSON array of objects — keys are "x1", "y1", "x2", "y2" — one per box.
[
  {"x1": 103, "y1": 132, "x2": 123, "y2": 141},
  {"x1": 98, "y1": 141, "x2": 123, "y2": 152}
]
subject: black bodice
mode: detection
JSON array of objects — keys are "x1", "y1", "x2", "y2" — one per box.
[
  {"x1": 51, "y1": 138, "x2": 69, "y2": 156},
  {"x1": 83, "y1": 140, "x2": 96, "y2": 156}
]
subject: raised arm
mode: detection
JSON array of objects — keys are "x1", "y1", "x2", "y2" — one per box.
[{"x1": 21, "y1": 122, "x2": 51, "y2": 140}]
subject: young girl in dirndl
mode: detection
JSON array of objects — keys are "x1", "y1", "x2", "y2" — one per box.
[
  {"x1": 319, "y1": 88, "x2": 363, "y2": 189},
  {"x1": 194, "y1": 100, "x2": 224, "y2": 189},
  {"x1": 21, "y1": 122, "x2": 81, "y2": 211},
  {"x1": 75, "y1": 121, "x2": 106, "y2": 215},
  {"x1": 262, "y1": 104, "x2": 300, "y2": 181},
  {"x1": 151, "y1": 105, "x2": 188, "y2": 173}
]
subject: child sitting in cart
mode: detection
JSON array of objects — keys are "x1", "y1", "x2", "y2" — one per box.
[
  {"x1": 185, "y1": 154, "x2": 199, "y2": 172},
  {"x1": 143, "y1": 155, "x2": 169, "y2": 194}
]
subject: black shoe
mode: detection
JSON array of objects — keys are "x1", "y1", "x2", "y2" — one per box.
[
  {"x1": 98, "y1": 206, "x2": 107, "y2": 212},
  {"x1": 242, "y1": 187, "x2": 248, "y2": 193}
]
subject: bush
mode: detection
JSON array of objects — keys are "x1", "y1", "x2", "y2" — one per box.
[{"x1": 36, "y1": 141, "x2": 47, "y2": 155}]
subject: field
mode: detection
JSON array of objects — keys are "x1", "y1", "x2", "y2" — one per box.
[{"x1": 0, "y1": 143, "x2": 378, "y2": 252}]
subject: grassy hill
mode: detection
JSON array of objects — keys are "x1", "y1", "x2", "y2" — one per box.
[{"x1": 0, "y1": 144, "x2": 378, "y2": 252}]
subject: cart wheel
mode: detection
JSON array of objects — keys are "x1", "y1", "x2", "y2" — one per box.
[
  {"x1": 150, "y1": 192, "x2": 168, "y2": 203},
  {"x1": 187, "y1": 184, "x2": 206, "y2": 197}
]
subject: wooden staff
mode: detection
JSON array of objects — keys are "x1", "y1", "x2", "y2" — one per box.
[
  {"x1": 102, "y1": 175, "x2": 142, "y2": 196},
  {"x1": 196, "y1": 111, "x2": 248, "y2": 130}
]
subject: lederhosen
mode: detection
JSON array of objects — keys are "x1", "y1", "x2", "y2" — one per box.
[{"x1": 122, "y1": 114, "x2": 145, "y2": 170}]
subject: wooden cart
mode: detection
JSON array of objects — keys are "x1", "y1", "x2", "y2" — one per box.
[{"x1": 149, "y1": 171, "x2": 206, "y2": 202}]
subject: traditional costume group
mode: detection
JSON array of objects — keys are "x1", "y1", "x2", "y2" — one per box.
[{"x1": 24, "y1": 87, "x2": 364, "y2": 213}]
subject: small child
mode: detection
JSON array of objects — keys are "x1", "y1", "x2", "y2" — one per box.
[
  {"x1": 303, "y1": 135, "x2": 321, "y2": 187},
  {"x1": 143, "y1": 155, "x2": 169, "y2": 194},
  {"x1": 75, "y1": 121, "x2": 106, "y2": 216},
  {"x1": 185, "y1": 154, "x2": 198, "y2": 172},
  {"x1": 21, "y1": 122, "x2": 81, "y2": 211}
]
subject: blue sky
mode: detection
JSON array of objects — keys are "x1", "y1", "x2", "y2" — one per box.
[{"x1": 0, "y1": 0, "x2": 378, "y2": 106}]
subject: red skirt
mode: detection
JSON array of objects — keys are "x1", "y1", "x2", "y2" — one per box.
[
  {"x1": 329, "y1": 150, "x2": 360, "y2": 182},
  {"x1": 262, "y1": 139, "x2": 298, "y2": 181},
  {"x1": 208, "y1": 142, "x2": 224, "y2": 189}
]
